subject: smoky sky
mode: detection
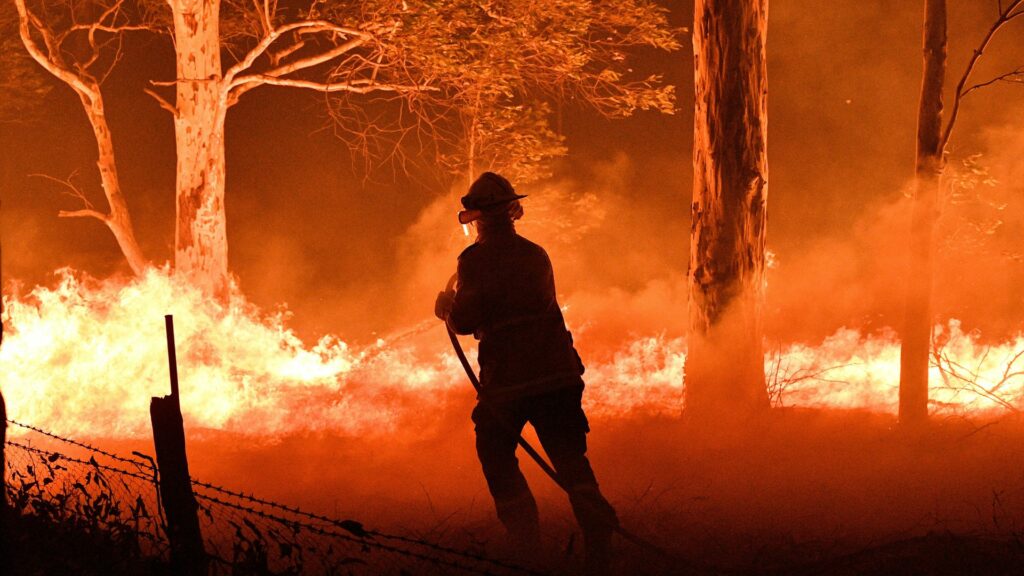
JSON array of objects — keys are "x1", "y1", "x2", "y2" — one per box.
[{"x1": 2, "y1": 0, "x2": 1023, "y2": 345}]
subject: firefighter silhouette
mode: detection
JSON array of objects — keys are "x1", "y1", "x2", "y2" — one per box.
[{"x1": 436, "y1": 172, "x2": 618, "y2": 573}]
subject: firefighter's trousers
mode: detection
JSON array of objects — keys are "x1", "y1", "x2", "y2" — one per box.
[{"x1": 472, "y1": 386, "x2": 618, "y2": 550}]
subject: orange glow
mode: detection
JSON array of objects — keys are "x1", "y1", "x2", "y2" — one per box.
[{"x1": 2, "y1": 269, "x2": 1022, "y2": 439}]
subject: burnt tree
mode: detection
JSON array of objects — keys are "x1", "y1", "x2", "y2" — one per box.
[
  {"x1": 900, "y1": 0, "x2": 947, "y2": 424},
  {"x1": 899, "y1": 0, "x2": 1024, "y2": 423},
  {"x1": 686, "y1": 0, "x2": 770, "y2": 416},
  {"x1": 1, "y1": 240, "x2": 6, "y2": 551}
]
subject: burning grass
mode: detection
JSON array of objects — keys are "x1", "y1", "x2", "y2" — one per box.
[{"x1": 3, "y1": 269, "x2": 1024, "y2": 440}]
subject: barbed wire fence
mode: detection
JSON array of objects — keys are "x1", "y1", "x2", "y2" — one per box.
[
  {"x1": 3, "y1": 432, "x2": 169, "y2": 573},
  {"x1": 3, "y1": 419, "x2": 548, "y2": 575}
]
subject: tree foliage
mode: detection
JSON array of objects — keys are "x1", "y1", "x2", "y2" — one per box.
[
  {"x1": 405, "y1": 0, "x2": 681, "y2": 184},
  {"x1": 0, "y1": 0, "x2": 679, "y2": 277}
]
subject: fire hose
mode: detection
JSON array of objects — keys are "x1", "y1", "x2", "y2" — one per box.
[{"x1": 440, "y1": 276, "x2": 683, "y2": 568}]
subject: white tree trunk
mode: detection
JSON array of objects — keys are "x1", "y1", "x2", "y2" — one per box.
[
  {"x1": 172, "y1": 0, "x2": 229, "y2": 297},
  {"x1": 14, "y1": 0, "x2": 149, "y2": 276},
  {"x1": 84, "y1": 95, "x2": 149, "y2": 276}
]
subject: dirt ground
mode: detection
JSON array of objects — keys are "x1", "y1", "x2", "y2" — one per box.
[{"x1": 86, "y1": 403, "x2": 1024, "y2": 574}]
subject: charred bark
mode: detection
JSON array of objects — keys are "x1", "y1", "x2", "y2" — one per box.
[
  {"x1": 900, "y1": 0, "x2": 947, "y2": 424},
  {"x1": 172, "y1": 0, "x2": 230, "y2": 297},
  {"x1": 686, "y1": 0, "x2": 770, "y2": 416}
]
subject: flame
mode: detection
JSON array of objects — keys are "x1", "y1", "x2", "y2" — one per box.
[
  {"x1": 1, "y1": 268, "x2": 465, "y2": 438},
  {"x1": 1, "y1": 269, "x2": 1022, "y2": 439}
]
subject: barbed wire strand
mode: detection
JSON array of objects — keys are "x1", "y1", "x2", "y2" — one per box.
[
  {"x1": 6, "y1": 440, "x2": 156, "y2": 484},
  {"x1": 191, "y1": 478, "x2": 547, "y2": 575},
  {"x1": 4, "y1": 440, "x2": 170, "y2": 557},
  {"x1": 5, "y1": 418, "x2": 154, "y2": 470},
  {"x1": 193, "y1": 491, "x2": 524, "y2": 576},
  {"x1": 5, "y1": 424, "x2": 548, "y2": 576}
]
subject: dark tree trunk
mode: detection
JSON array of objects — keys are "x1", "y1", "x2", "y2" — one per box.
[
  {"x1": 686, "y1": 0, "x2": 770, "y2": 416},
  {"x1": 1, "y1": 392, "x2": 5, "y2": 571},
  {"x1": 1, "y1": 392, "x2": 5, "y2": 532},
  {"x1": 1, "y1": 240, "x2": 6, "y2": 531},
  {"x1": 899, "y1": 0, "x2": 947, "y2": 424}
]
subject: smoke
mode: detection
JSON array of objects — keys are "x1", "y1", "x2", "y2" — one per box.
[
  {"x1": 760, "y1": 116, "x2": 1024, "y2": 346},
  {"x1": 4, "y1": 2, "x2": 1024, "y2": 567}
]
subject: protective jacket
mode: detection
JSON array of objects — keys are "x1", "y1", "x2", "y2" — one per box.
[{"x1": 447, "y1": 226, "x2": 584, "y2": 402}]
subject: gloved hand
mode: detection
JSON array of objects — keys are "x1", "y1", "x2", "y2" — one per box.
[{"x1": 434, "y1": 289, "x2": 455, "y2": 321}]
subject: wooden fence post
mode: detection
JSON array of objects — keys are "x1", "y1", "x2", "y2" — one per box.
[{"x1": 151, "y1": 315, "x2": 206, "y2": 575}]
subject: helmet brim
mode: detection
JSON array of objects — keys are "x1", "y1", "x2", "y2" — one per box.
[
  {"x1": 461, "y1": 193, "x2": 528, "y2": 211},
  {"x1": 457, "y1": 195, "x2": 527, "y2": 224}
]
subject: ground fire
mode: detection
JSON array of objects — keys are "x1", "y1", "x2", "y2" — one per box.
[{"x1": 2, "y1": 269, "x2": 1024, "y2": 438}]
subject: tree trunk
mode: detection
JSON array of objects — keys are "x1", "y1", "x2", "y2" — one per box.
[
  {"x1": 899, "y1": 0, "x2": 947, "y2": 424},
  {"x1": 13, "y1": 0, "x2": 149, "y2": 277},
  {"x1": 1, "y1": 392, "x2": 5, "y2": 561},
  {"x1": 172, "y1": 0, "x2": 229, "y2": 297},
  {"x1": 686, "y1": 0, "x2": 770, "y2": 417},
  {"x1": 0, "y1": 391, "x2": 6, "y2": 524},
  {"x1": 83, "y1": 95, "x2": 149, "y2": 276},
  {"x1": 1, "y1": 248, "x2": 5, "y2": 537}
]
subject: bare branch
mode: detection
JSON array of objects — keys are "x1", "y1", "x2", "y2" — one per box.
[
  {"x1": 251, "y1": 0, "x2": 272, "y2": 37},
  {"x1": 28, "y1": 171, "x2": 94, "y2": 208},
  {"x1": 250, "y1": 36, "x2": 367, "y2": 83},
  {"x1": 144, "y1": 86, "x2": 179, "y2": 116},
  {"x1": 64, "y1": 0, "x2": 151, "y2": 39},
  {"x1": 941, "y1": 0, "x2": 1024, "y2": 150},
  {"x1": 68, "y1": 23, "x2": 155, "y2": 35},
  {"x1": 222, "y1": 20, "x2": 371, "y2": 86},
  {"x1": 931, "y1": 332, "x2": 1024, "y2": 413},
  {"x1": 963, "y1": 65, "x2": 1024, "y2": 96},
  {"x1": 30, "y1": 172, "x2": 109, "y2": 224},
  {"x1": 57, "y1": 209, "x2": 109, "y2": 223},
  {"x1": 268, "y1": 40, "x2": 306, "y2": 67},
  {"x1": 13, "y1": 0, "x2": 99, "y2": 102}
]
